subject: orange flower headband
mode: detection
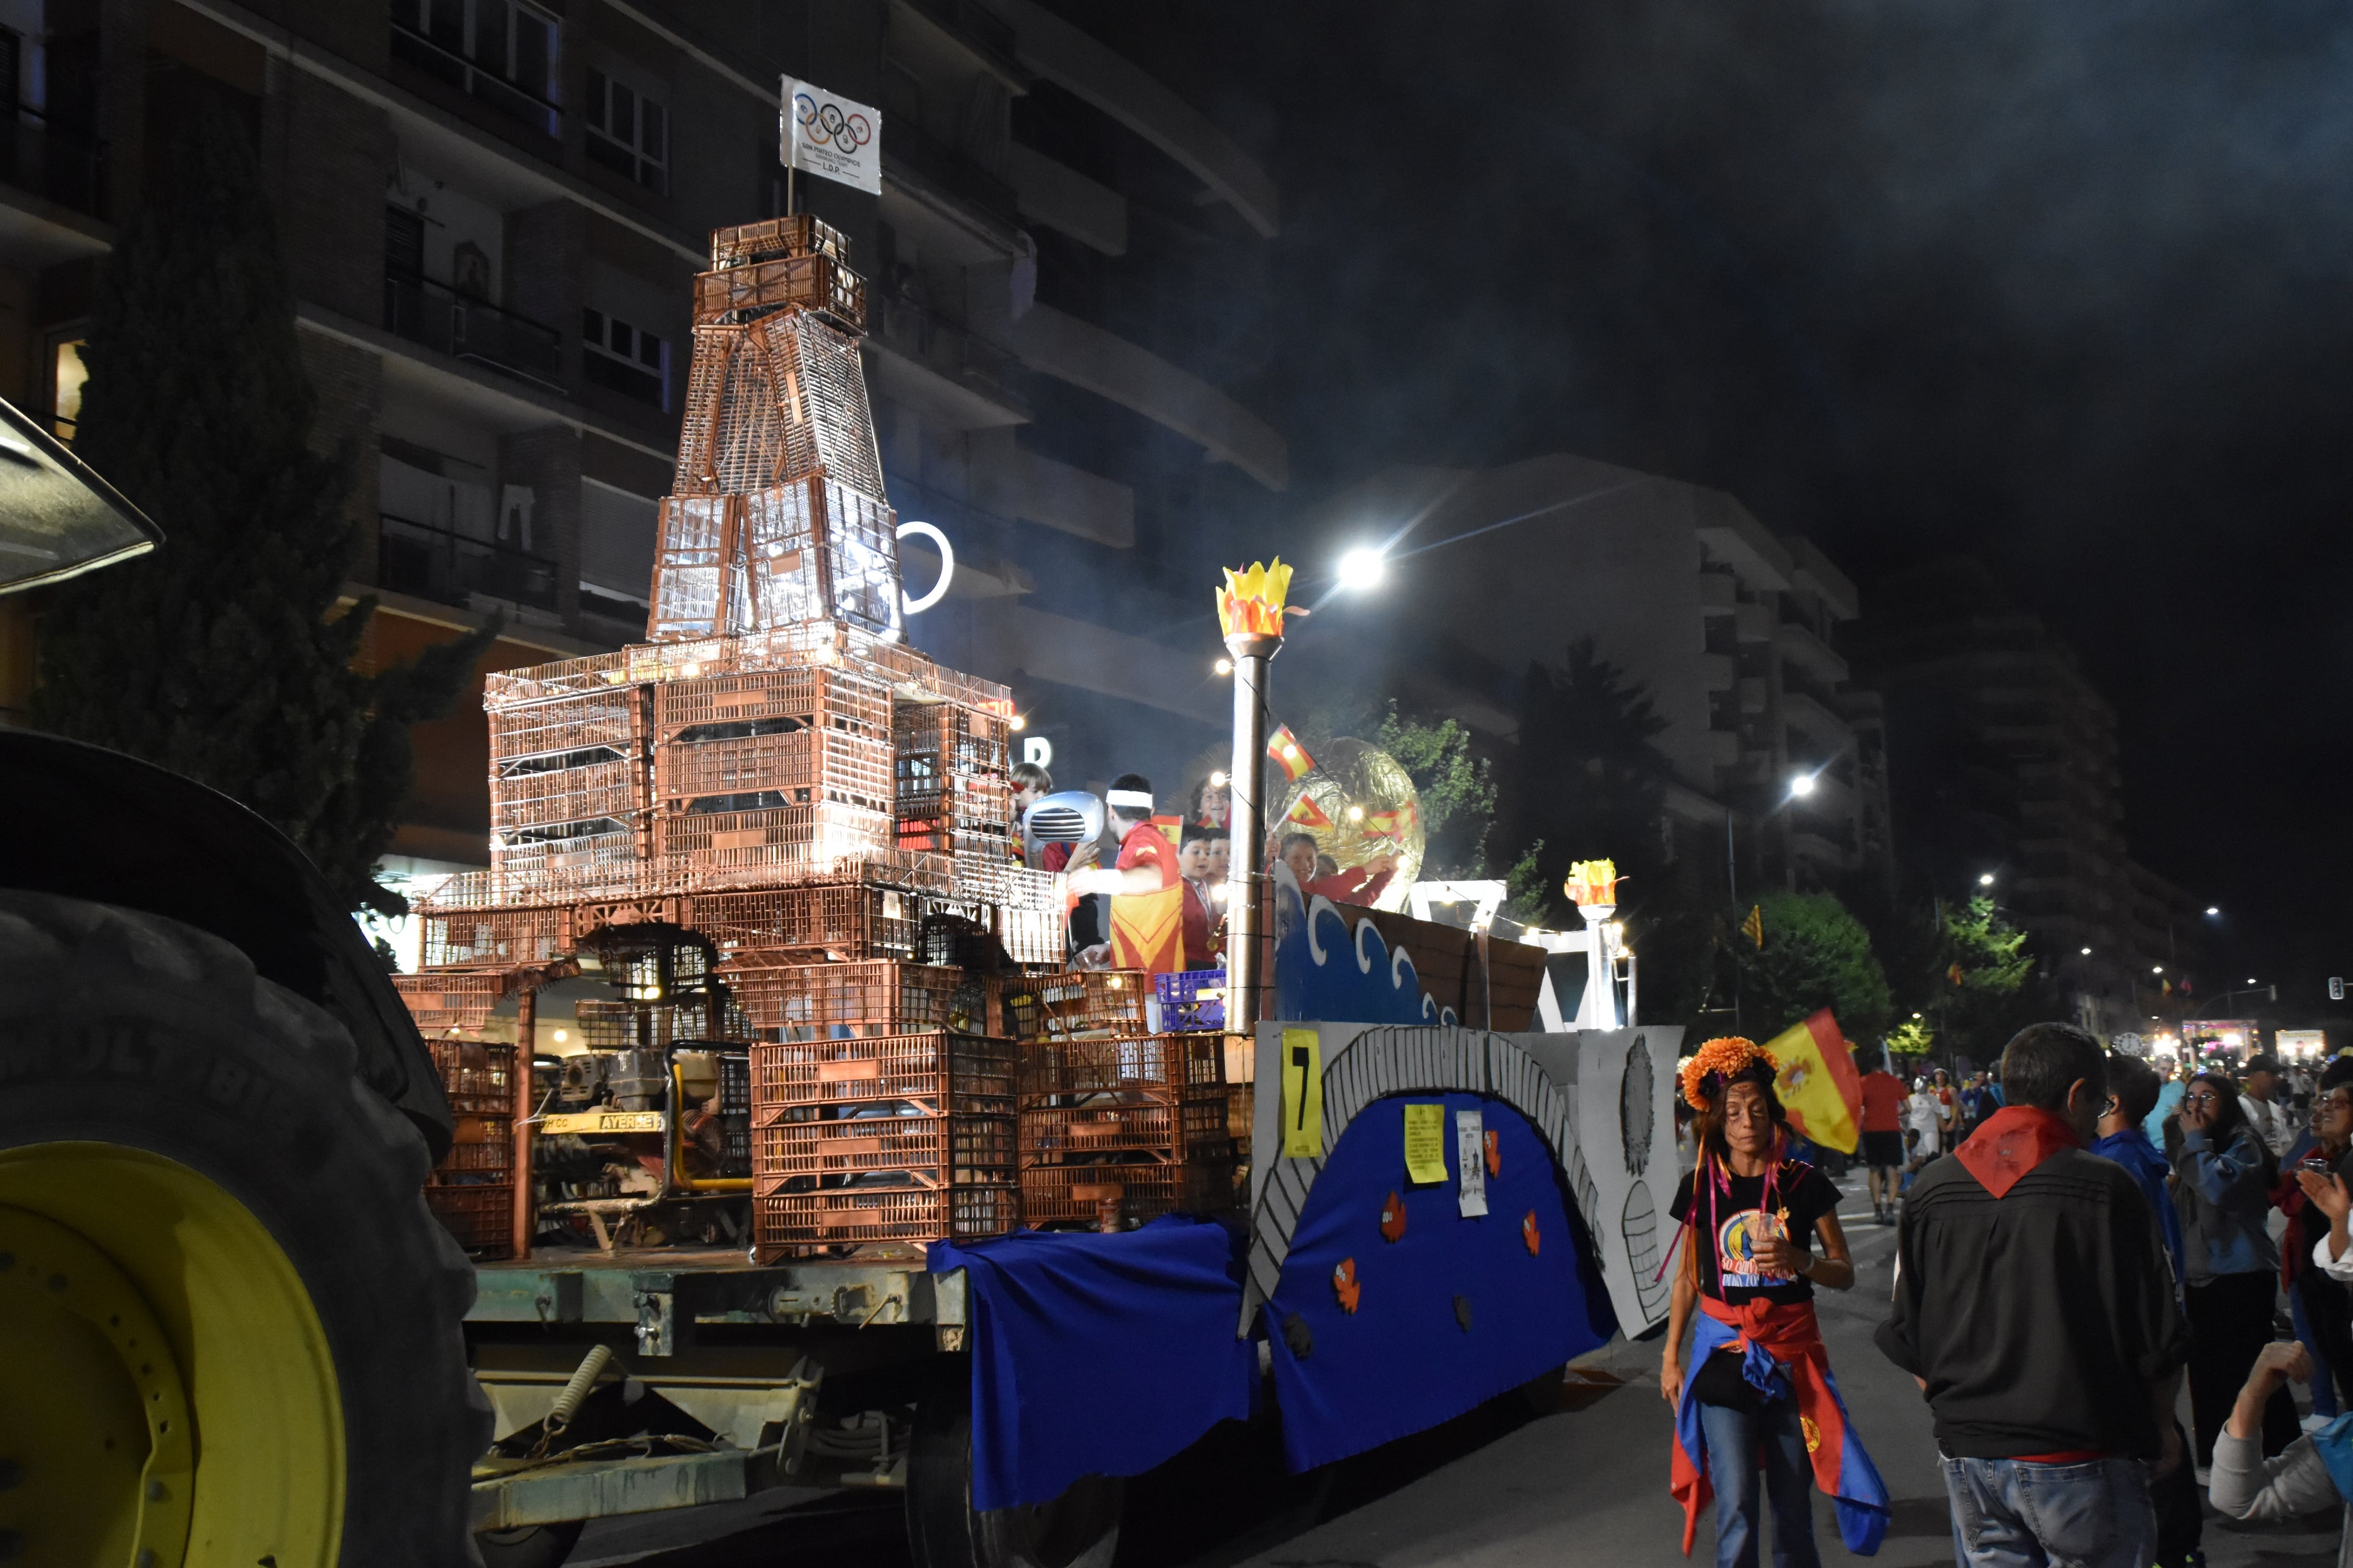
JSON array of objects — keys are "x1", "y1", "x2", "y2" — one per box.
[{"x1": 1680, "y1": 1035, "x2": 1780, "y2": 1111}]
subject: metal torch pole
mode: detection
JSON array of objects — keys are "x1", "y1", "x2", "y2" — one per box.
[
  {"x1": 1223, "y1": 632, "x2": 1279, "y2": 1039},
  {"x1": 511, "y1": 983, "x2": 536, "y2": 1261}
]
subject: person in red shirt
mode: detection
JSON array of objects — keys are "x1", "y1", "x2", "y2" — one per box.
[
  {"x1": 1069, "y1": 773, "x2": 1177, "y2": 895},
  {"x1": 1012, "y1": 761, "x2": 1071, "y2": 873},
  {"x1": 1278, "y1": 831, "x2": 1397, "y2": 908},
  {"x1": 1176, "y1": 826, "x2": 1225, "y2": 970},
  {"x1": 1854, "y1": 1049, "x2": 1908, "y2": 1226}
]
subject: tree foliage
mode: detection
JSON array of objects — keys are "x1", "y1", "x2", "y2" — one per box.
[
  {"x1": 1372, "y1": 700, "x2": 1495, "y2": 875},
  {"x1": 1924, "y1": 894, "x2": 2048, "y2": 1065},
  {"x1": 1502, "y1": 637, "x2": 1674, "y2": 928},
  {"x1": 1733, "y1": 890, "x2": 1894, "y2": 1042},
  {"x1": 31, "y1": 95, "x2": 488, "y2": 911}
]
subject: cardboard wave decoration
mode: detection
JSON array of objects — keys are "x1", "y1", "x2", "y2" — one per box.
[{"x1": 1274, "y1": 894, "x2": 1458, "y2": 1026}]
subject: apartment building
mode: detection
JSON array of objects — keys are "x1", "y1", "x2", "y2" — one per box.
[
  {"x1": 1849, "y1": 557, "x2": 2208, "y2": 1036},
  {"x1": 0, "y1": 0, "x2": 1283, "y2": 883},
  {"x1": 1298, "y1": 453, "x2": 1893, "y2": 898}
]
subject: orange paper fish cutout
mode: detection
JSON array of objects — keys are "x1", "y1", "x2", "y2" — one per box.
[
  {"x1": 1332, "y1": 1257, "x2": 1361, "y2": 1313},
  {"x1": 1484, "y1": 1129, "x2": 1501, "y2": 1177},
  {"x1": 1380, "y1": 1190, "x2": 1408, "y2": 1243},
  {"x1": 1522, "y1": 1210, "x2": 1541, "y2": 1255}
]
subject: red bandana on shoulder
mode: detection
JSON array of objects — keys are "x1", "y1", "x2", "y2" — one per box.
[{"x1": 1954, "y1": 1105, "x2": 2079, "y2": 1198}]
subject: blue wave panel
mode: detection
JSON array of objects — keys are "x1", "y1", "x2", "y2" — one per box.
[
  {"x1": 1264, "y1": 1093, "x2": 1617, "y2": 1471},
  {"x1": 1273, "y1": 896, "x2": 1456, "y2": 1026}
]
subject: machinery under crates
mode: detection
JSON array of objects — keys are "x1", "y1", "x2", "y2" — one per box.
[{"x1": 389, "y1": 212, "x2": 1238, "y2": 1266}]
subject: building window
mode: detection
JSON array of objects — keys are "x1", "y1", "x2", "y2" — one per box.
[
  {"x1": 50, "y1": 335, "x2": 86, "y2": 442},
  {"x1": 582, "y1": 306, "x2": 669, "y2": 410},
  {"x1": 391, "y1": 0, "x2": 560, "y2": 138},
  {"x1": 584, "y1": 68, "x2": 668, "y2": 194}
]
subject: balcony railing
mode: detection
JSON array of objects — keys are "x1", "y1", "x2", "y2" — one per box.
[
  {"x1": 389, "y1": 20, "x2": 561, "y2": 139},
  {"x1": 883, "y1": 116, "x2": 1019, "y2": 229},
  {"x1": 384, "y1": 269, "x2": 564, "y2": 391},
  {"x1": 0, "y1": 103, "x2": 105, "y2": 219},
  {"x1": 874, "y1": 289, "x2": 1025, "y2": 413},
  {"x1": 378, "y1": 512, "x2": 556, "y2": 612}
]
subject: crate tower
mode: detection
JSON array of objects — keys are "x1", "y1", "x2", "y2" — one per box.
[{"x1": 401, "y1": 215, "x2": 1225, "y2": 1260}]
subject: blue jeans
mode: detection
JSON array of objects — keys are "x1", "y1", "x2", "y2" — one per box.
[
  {"x1": 1699, "y1": 1398, "x2": 1819, "y2": 1568},
  {"x1": 1942, "y1": 1455, "x2": 2155, "y2": 1568}
]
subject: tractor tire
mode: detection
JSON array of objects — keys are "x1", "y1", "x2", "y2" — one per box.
[
  {"x1": 907, "y1": 1374, "x2": 1122, "y2": 1568},
  {"x1": 474, "y1": 1522, "x2": 586, "y2": 1568},
  {"x1": 0, "y1": 891, "x2": 490, "y2": 1567}
]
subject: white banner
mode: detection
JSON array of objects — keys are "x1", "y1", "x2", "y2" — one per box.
[{"x1": 781, "y1": 76, "x2": 881, "y2": 196}]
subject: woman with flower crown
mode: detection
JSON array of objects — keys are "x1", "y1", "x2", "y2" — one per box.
[{"x1": 1661, "y1": 1036, "x2": 1889, "y2": 1566}]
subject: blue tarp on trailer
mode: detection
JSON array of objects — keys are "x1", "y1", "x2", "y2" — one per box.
[{"x1": 930, "y1": 1216, "x2": 1259, "y2": 1511}]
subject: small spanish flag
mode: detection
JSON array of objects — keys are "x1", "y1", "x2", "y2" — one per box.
[
  {"x1": 1284, "y1": 795, "x2": 1334, "y2": 831},
  {"x1": 1268, "y1": 725, "x2": 1315, "y2": 782},
  {"x1": 1742, "y1": 905, "x2": 1764, "y2": 948},
  {"x1": 1948, "y1": 961, "x2": 1965, "y2": 986}
]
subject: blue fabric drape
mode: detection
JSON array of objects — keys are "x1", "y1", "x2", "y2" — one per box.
[
  {"x1": 1264, "y1": 1093, "x2": 1616, "y2": 1471},
  {"x1": 930, "y1": 1216, "x2": 1259, "y2": 1511}
]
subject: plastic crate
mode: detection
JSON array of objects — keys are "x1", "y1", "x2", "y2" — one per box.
[
  {"x1": 996, "y1": 908, "x2": 1064, "y2": 968},
  {"x1": 655, "y1": 667, "x2": 894, "y2": 809},
  {"x1": 428, "y1": 1040, "x2": 515, "y2": 1114},
  {"x1": 1152, "y1": 970, "x2": 1227, "y2": 1033},
  {"x1": 721, "y1": 959, "x2": 962, "y2": 1039},
  {"x1": 1017, "y1": 1033, "x2": 1225, "y2": 1102},
  {"x1": 989, "y1": 972, "x2": 1150, "y2": 1042},
  {"x1": 754, "y1": 1111, "x2": 1018, "y2": 1186},
  {"x1": 394, "y1": 973, "x2": 506, "y2": 1036},
  {"x1": 750, "y1": 1032, "x2": 1018, "y2": 1112},
  {"x1": 692, "y1": 882, "x2": 924, "y2": 962},
  {"x1": 754, "y1": 1182, "x2": 1018, "y2": 1257},
  {"x1": 425, "y1": 1182, "x2": 514, "y2": 1257},
  {"x1": 1019, "y1": 1157, "x2": 1235, "y2": 1229},
  {"x1": 1018, "y1": 1096, "x2": 1232, "y2": 1164},
  {"x1": 419, "y1": 906, "x2": 567, "y2": 970}
]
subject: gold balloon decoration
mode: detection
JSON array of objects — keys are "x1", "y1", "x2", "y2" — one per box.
[{"x1": 1271, "y1": 736, "x2": 1424, "y2": 912}]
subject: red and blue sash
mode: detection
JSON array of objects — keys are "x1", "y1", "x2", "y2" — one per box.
[{"x1": 1669, "y1": 1295, "x2": 1889, "y2": 1556}]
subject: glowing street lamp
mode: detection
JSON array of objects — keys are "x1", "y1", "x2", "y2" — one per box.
[
  {"x1": 1787, "y1": 772, "x2": 1818, "y2": 799},
  {"x1": 1336, "y1": 546, "x2": 1387, "y2": 592},
  {"x1": 1978, "y1": 872, "x2": 1996, "y2": 887}
]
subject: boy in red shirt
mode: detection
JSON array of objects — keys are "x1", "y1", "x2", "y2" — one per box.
[{"x1": 1854, "y1": 1049, "x2": 1908, "y2": 1226}]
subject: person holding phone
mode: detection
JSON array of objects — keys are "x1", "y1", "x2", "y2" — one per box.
[{"x1": 2175, "y1": 1070, "x2": 2299, "y2": 1466}]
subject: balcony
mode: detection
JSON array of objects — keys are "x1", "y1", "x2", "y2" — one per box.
[
  {"x1": 389, "y1": 19, "x2": 562, "y2": 141},
  {"x1": 384, "y1": 269, "x2": 564, "y2": 392},
  {"x1": 0, "y1": 103, "x2": 105, "y2": 220},
  {"x1": 866, "y1": 290, "x2": 1030, "y2": 429},
  {"x1": 378, "y1": 512, "x2": 556, "y2": 612},
  {"x1": 883, "y1": 115, "x2": 1021, "y2": 232}
]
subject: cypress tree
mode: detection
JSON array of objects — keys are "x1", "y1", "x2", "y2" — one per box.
[{"x1": 32, "y1": 94, "x2": 490, "y2": 912}]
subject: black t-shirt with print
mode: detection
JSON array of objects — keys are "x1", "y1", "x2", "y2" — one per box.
[{"x1": 1672, "y1": 1159, "x2": 1841, "y2": 1410}]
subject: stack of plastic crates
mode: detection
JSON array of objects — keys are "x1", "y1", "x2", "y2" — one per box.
[
  {"x1": 749, "y1": 1027, "x2": 1020, "y2": 1258},
  {"x1": 1016, "y1": 1032, "x2": 1234, "y2": 1229},
  {"x1": 485, "y1": 685, "x2": 646, "y2": 898},
  {"x1": 652, "y1": 666, "x2": 898, "y2": 884},
  {"x1": 692, "y1": 880, "x2": 929, "y2": 962},
  {"x1": 427, "y1": 1040, "x2": 518, "y2": 1257},
  {"x1": 1151, "y1": 970, "x2": 1227, "y2": 1033}
]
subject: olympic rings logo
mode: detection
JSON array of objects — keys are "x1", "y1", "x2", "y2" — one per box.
[{"x1": 794, "y1": 92, "x2": 872, "y2": 152}]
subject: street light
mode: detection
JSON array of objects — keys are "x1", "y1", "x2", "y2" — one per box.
[
  {"x1": 1787, "y1": 771, "x2": 1818, "y2": 799},
  {"x1": 1214, "y1": 658, "x2": 1233, "y2": 676},
  {"x1": 1978, "y1": 872, "x2": 1996, "y2": 886},
  {"x1": 1337, "y1": 547, "x2": 1387, "y2": 592},
  {"x1": 2081, "y1": 946, "x2": 2093, "y2": 956},
  {"x1": 2205, "y1": 907, "x2": 2220, "y2": 918},
  {"x1": 2152, "y1": 965, "x2": 2165, "y2": 975}
]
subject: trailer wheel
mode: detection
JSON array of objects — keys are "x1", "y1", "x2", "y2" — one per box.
[
  {"x1": 475, "y1": 1521, "x2": 586, "y2": 1568},
  {"x1": 0, "y1": 893, "x2": 489, "y2": 1567},
  {"x1": 908, "y1": 1377, "x2": 1123, "y2": 1568}
]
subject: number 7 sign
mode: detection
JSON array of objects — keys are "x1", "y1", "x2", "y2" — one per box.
[{"x1": 1282, "y1": 1027, "x2": 1323, "y2": 1159}]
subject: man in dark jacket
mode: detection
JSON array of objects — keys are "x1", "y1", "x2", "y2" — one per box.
[{"x1": 1878, "y1": 1023, "x2": 2188, "y2": 1568}]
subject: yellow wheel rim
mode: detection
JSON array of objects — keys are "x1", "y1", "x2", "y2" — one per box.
[{"x1": 0, "y1": 1142, "x2": 345, "y2": 1567}]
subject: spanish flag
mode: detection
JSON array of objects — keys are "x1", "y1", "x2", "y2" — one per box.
[
  {"x1": 1284, "y1": 795, "x2": 1334, "y2": 831},
  {"x1": 1742, "y1": 905, "x2": 1764, "y2": 949},
  {"x1": 1109, "y1": 884, "x2": 1186, "y2": 975},
  {"x1": 1765, "y1": 1007, "x2": 1862, "y2": 1156},
  {"x1": 1268, "y1": 725, "x2": 1315, "y2": 782}
]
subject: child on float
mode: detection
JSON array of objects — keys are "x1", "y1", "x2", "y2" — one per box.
[{"x1": 1661, "y1": 1036, "x2": 1889, "y2": 1567}]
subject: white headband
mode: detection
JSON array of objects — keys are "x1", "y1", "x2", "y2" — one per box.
[{"x1": 1105, "y1": 789, "x2": 1154, "y2": 810}]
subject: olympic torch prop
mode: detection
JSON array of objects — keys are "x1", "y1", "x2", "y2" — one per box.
[
  {"x1": 1564, "y1": 859, "x2": 1638, "y2": 1029},
  {"x1": 1218, "y1": 561, "x2": 1291, "y2": 1042}
]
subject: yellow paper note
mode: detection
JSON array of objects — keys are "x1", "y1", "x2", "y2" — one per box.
[
  {"x1": 1281, "y1": 1027, "x2": 1323, "y2": 1159},
  {"x1": 1403, "y1": 1102, "x2": 1448, "y2": 1185}
]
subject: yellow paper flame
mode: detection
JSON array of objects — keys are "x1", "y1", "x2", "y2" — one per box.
[
  {"x1": 1216, "y1": 558, "x2": 1293, "y2": 639},
  {"x1": 1564, "y1": 858, "x2": 1621, "y2": 906}
]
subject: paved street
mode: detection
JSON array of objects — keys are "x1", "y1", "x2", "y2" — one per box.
[{"x1": 566, "y1": 1176, "x2": 2345, "y2": 1568}]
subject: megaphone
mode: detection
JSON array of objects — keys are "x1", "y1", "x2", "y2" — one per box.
[{"x1": 1021, "y1": 790, "x2": 1104, "y2": 859}]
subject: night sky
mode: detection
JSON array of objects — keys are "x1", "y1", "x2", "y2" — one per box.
[{"x1": 1206, "y1": 1, "x2": 2353, "y2": 995}]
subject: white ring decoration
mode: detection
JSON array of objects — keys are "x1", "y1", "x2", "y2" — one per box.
[{"x1": 896, "y1": 521, "x2": 955, "y2": 614}]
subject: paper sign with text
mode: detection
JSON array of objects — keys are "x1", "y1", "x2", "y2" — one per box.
[
  {"x1": 1403, "y1": 1102, "x2": 1448, "y2": 1185},
  {"x1": 1281, "y1": 1027, "x2": 1323, "y2": 1159},
  {"x1": 1455, "y1": 1107, "x2": 1488, "y2": 1216}
]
